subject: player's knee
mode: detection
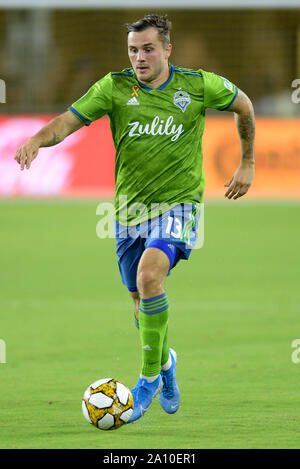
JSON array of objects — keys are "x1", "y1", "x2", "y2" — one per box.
[{"x1": 137, "y1": 267, "x2": 161, "y2": 296}]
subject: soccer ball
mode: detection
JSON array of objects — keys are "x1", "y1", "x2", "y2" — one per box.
[{"x1": 82, "y1": 378, "x2": 134, "y2": 430}]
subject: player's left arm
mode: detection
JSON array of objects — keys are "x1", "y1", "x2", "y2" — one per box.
[{"x1": 224, "y1": 88, "x2": 255, "y2": 200}]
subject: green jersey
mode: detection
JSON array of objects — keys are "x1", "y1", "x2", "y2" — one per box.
[{"x1": 69, "y1": 64, "x2": 237, "y2": 225}]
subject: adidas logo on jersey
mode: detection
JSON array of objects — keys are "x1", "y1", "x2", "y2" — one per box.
[{"x1": 127, "y1": 96, "x2": 140, "y2": 106}]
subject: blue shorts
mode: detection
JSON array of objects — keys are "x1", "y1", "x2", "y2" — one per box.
[{"x1": 114, "y1": 203, "x2": 200, "y2": 292}]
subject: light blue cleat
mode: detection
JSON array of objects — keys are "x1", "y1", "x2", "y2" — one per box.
[
  {"x1": 127, "y1": 375, "x2": 163, "y2": 423},
  {"x1": 158, "y1": 348, "x2": 180, "y2": 414}
]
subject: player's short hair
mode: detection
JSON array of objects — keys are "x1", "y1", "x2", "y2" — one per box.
[{"x1": 126, "y1": 14, "x2": 171, "y2": 46}]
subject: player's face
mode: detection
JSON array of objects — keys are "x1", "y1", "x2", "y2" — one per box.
[{"x1": 128, "y1": 28, "x2": 172, "y2": 87}]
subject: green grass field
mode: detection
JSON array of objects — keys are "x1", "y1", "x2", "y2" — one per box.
[{"x1": 0, "y1": 199, "x2": 299, "y2": 449}]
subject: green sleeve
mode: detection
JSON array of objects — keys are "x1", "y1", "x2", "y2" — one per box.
[
  {"x1": 200, "y1": 70, "x2": 238, "y2": 111},
  {"x1": 68, "y1": 73, "x2": 113, "y2": 125}
]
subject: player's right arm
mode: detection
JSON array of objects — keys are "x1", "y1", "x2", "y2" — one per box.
[{"x1": 14, "y1": 110, "x2": 84, "y2": 171}]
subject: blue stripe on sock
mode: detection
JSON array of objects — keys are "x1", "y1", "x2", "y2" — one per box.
[
  {"x1": 140, "y1": 293, "x2": 169, "y2": 315},
  {"x1": 141, "y1": 297, "x2": 168, "y2": 308},
  {"x1": 141, "y1": 293, "x2": 167, "y2": 304},
  {"x1": 140, "y1": 304, "x2": 169, "y2": 315}
]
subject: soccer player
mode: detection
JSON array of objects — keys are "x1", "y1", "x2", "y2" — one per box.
[{"x1": 14, "y1": 14, "x2": 255, "y2": 423}]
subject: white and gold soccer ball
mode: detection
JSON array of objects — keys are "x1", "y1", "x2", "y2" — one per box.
[{"x1": 82, "y1": 378, "x2": 134, "y2": 430}]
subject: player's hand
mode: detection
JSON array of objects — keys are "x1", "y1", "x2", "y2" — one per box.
[
  {"x1": 14, "y1": 139, "x2": 39, "y2": 171},
  {"x1": 224, "y1": 161, "x2": 255, "y2": 200}
]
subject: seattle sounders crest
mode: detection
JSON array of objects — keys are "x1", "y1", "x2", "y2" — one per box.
[{"x1": 173, "y1": 88, "x2": 191, "y2": 112}]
